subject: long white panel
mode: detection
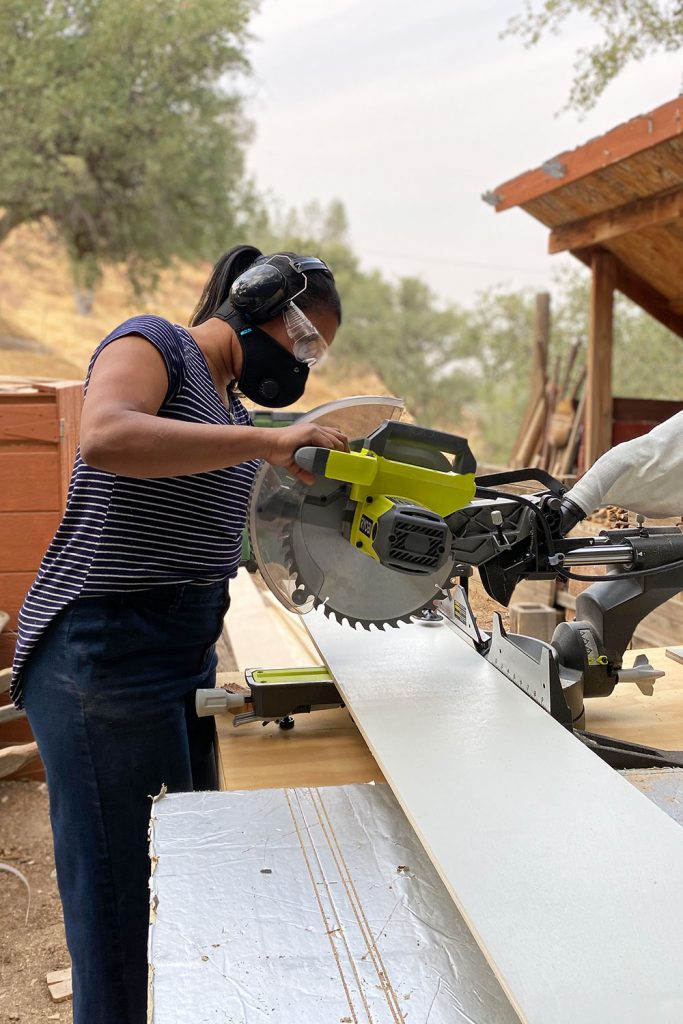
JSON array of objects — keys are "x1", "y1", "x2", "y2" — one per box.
[{"x1": 305, "y1": 611, "x2": 683, "y2": 1023}]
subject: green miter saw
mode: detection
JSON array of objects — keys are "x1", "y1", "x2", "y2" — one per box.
[{"x1": 248, "y1": 397, "x2": 477, "y2": 628}]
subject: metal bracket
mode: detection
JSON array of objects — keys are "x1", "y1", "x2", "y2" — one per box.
[
  {"x1": 486, "y1": 615, "x2": 572, "y2": 728},
  {"x1": 435, "y1": 585, "x2": 489, "y2": 652}
]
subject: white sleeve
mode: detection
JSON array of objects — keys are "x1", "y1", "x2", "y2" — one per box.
[{"x1": 564, "y1": 411, "x2": 683, "y2": 519}]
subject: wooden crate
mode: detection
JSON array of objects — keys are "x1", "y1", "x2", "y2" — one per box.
[{"x1": 0, "y1": 377, "x2": 83, "y2": 778}]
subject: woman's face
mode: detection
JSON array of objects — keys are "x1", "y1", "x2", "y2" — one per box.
[{"x1": 229, "y1": 306, "x2": 339, "y2": 384}]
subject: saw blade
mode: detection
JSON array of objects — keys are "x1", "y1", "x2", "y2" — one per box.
[
  {"x1": 281, "y1": 475, "x2": 455, "y2": 629},
  {"x1": 246, "y1": 395, "x2": 465, "y2": 626}
]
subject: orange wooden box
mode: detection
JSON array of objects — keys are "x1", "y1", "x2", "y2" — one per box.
[{"x1": 0, "y1": 378, "x2": 83, "y2": 775}]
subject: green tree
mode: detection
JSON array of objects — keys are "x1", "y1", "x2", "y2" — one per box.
[
  {"x1": 455, "y1": 287, "x2": 536, "y2": 462},
  {"x1": 255, "y1": 198, "x2": 474, "y2": 426},
  {"x1": 0, "y1": 0, "x2": 256, "y2": 305},
  {"x1": 254, "y1": 199, "x2": 683, "y2": 465},
  {"x1": 504, "y1": 1, "x2": 683, "y2": 111}
]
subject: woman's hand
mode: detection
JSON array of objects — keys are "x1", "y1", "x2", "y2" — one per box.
[{"x1": 267, "y1": 423, "x2": 350, "y2": 484}]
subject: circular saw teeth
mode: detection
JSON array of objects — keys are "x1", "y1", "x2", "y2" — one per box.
[{"x1": 277, "y1": 512, "x2": 448, "y2": 630}]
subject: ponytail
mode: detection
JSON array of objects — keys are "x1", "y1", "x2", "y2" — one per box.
[{"x1": 190, "y1": 245, "x2": 262, "y2": 326}]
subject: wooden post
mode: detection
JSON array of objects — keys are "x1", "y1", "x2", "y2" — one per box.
[
  {"x1": 585, "y1": 252, "x2": 615, "y2": 466},
  {"x1": 533, "y1": 292, "x2": 550, "y2": 396},
  {"x1": 511, "y1": 293, "x2": 550, "y2": 467}
]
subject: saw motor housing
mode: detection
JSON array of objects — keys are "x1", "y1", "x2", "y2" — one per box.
[
  {"x1": 294, "y1": 419, "x2": 478, "y2": 581},
  {"x1": 351, "y1": 496, "x2": 453, "y2": 575}
]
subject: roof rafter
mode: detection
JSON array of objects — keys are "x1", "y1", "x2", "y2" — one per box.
[
  {"x1": 549, "y1": 185, "x2": 683, "y2": 254},
  {"x1": 573, "y1": 246, "x2": 683, "y2": 341}
]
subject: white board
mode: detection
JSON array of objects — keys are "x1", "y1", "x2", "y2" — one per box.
[{"x1": 305, "y1": 611, "x2": 683, "y2": 1024}]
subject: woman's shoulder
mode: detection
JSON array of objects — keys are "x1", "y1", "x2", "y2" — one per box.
[
  {"x1": 87, "y1": 315, "x2": 187, "y2": 399},
  {"x1": 102, "y1": 314, "x2": 182, "y2": 347}
]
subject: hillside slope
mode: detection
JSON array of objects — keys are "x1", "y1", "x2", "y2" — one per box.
[{"x1": 0, "y1": 226, "x2": 389, "y2": 410}]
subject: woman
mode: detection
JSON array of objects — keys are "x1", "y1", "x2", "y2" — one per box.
[{"x1": 11, "y1": 244, "x2": 348, "y2": 1024}]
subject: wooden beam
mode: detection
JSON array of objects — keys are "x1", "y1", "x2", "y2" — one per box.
[
  {"x1": 487, "y1": 97, "x2": 683, "y2": 213},
  {"x1": 585, "y1": 251, "x2": 615, "y2": 467},
  {"x1": 549, "y1": 185, "x2": 683, "y2": 254},
  {"x1": 532, "y1": 292, "x2": 550, "y2": 394},
  {"x1": 573, "y1": 247, "x2": 683, "y2": 342},
  {"x1": 615, "y1": 261, "x2": 683, "y2": 342}
]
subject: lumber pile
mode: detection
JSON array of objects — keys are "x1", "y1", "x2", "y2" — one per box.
[{"x1": 509, "y1": 294, "x2": 586, "y2": 477}]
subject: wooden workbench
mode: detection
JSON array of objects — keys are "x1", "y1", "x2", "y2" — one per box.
[
  {"x1": 585, "y1": 646, "x2": 683, "y2": 749},
  {"x1": 216, "y1": 690, "x2": 384, "y2": 790},
  {"x1": 216, "y1": 645, "x2": 683, "y2": 792}
]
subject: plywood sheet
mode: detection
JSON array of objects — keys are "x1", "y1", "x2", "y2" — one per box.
[
  {"x1": 305, "y1": 611, "x2": 683, "y2": 1024},
  {"x1": 225, "y1": 569, "x2": 317, "y2": 669},
  {"x1": 217, "y1": 701, "x2": 385, "y2": 791}
]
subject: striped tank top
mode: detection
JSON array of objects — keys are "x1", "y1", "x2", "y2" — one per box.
[{"x1": 11, "y1": 315, "x2": 260, "y2": 707}]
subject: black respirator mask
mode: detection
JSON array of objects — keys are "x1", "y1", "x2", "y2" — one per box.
[
  {"x1": 221, "y1": 308, "x2": 308, "y2": 408},
  {"x1": 211, "y1": 253, "x2": 333, "y2": 408}
]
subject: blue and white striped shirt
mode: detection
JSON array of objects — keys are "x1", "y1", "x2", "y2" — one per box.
[{"x1": 11, "y1": 315, "x2": 259, "y2": 707}]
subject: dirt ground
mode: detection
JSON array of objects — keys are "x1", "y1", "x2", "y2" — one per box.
[{"x1": 0, "y1": 779, "x2": 72, "y2": 1023}]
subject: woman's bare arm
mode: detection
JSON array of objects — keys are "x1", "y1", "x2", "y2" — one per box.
[{"x1": 80, "y1": 336, "x2": 347, "y2": 480}]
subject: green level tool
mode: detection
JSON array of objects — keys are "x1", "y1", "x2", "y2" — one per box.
[{"x1": 195, "y1": 665, "x2": 342, "y2": 729}]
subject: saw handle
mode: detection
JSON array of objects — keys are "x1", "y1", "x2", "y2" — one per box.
[
  {"x1": 294, "y1": 446, "x2": 333, "y2": 476},
  {"x1": 363, "y1": 420, "x2": 477, "y2": 475},
  {"x1": 294, "y1": 421, "x2": 478, "y2": 479}
]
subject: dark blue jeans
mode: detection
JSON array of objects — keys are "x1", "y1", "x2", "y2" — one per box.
[{"x1": 22, "y1": 580, "x2": 230, "y2": 1024}]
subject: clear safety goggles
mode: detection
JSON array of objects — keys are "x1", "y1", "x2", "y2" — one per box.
[{"x1": 283, "y1": 302, "x2": 329, "y2": 368}]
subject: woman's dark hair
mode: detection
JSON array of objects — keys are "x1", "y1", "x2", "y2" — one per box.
[{"x1": 190, "y1": 245, "x2": 342, "y2": 327}]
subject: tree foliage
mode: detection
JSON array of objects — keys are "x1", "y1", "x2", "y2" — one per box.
[
  {"x1": 257, "y1": 199, "x2": 683, "y2": 464},
  {"x1": 0, "y1": 0, "x2": 256, "y2": 296},
  {"x1": 504, "y1": 1, "x2": 683, "y2": 111},
  {"x1": 253, "y1": 199, "x2": 473, "y2": 427}
]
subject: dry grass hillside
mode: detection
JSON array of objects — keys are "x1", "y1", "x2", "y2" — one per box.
[{"x1": 0, "y1": 225, "x2": 389, "y2": 409}]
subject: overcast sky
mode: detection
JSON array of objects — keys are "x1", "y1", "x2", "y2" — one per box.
[{"x1": 242, "y1": 0, "x2": 682, "y2": 306}]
